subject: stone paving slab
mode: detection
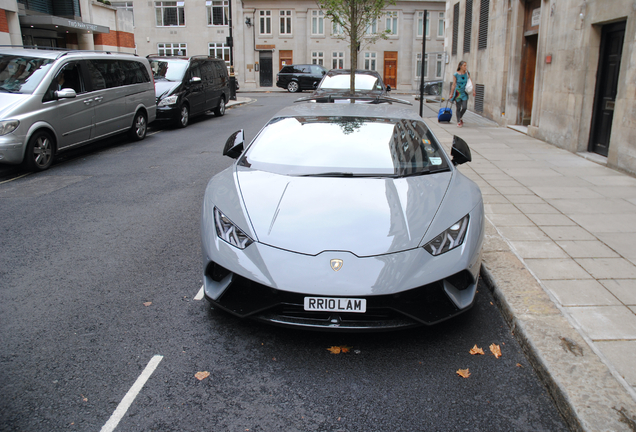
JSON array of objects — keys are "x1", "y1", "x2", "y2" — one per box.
[{"x1": 422, "y1": 99, "x2": 636, "y2": 431}]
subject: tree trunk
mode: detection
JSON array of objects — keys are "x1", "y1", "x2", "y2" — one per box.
[{"x1": 350, "y1": 0, "x2": 357, "y2": 96}]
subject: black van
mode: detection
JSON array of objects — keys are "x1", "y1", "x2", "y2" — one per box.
[{"x1": 148, "y1": 55, "x2": 230, "y2": 128}]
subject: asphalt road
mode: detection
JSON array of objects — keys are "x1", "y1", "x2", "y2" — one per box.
[{"x1": 0, "y1": 93, "x2": 567, "y2": 431}]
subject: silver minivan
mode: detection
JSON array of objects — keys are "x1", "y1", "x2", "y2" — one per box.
[{"x1": 0, "y1": 48, "x2": 157, "y2": 171}]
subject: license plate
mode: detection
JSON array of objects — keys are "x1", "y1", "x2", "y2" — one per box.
[{"x1": 304, "y1": 297, "x2": 367, "y2": 313}]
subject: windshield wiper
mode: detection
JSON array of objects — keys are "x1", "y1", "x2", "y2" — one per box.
[
  {"x1": 301, "y1": 172, "x2": 387, "y2": 178},
  {"x1": 0, "y1": 87, "x2": 17, "y2": 93},
  {"x1": 398, "y1": 167, "x2": 450, "y2": 178}
]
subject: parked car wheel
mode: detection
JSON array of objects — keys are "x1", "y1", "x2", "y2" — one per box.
[
  {"x1": 287, "y1": 81, "x2": 300, "y2": 93},
  {"x1": 177, "y1": 105, "x2": 189, "y2": 128},
  {"x1": 129, "y1": 111, "x2": 148, "y2": 140},
  {"x1": 214, "y1": 96, "x2": 226, "y2": 117},
  {"x1": 24, "y1": 130, "x2": 54, "y2": 172},
  {"x1": 430, "y1": 84, "x2": 441, "y2": 95}
]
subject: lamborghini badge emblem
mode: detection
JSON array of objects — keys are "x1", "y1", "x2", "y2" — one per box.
[{"x1": 330, "y1": 259, "x2": 343, "y2": 272}]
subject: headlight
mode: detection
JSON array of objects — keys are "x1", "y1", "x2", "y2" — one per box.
[
  {"x1": 424, "y1": 215, "x2": 469, "y2": 256},
  {"x1": 0, "y1": 120, "x2": 19, "y2": 136},
  {"x1": 158, "y1": 95, "x2": 178, "y2": 106},
  {"x1": 214, "y1": 207, "x2": 253, "y2": 249}
]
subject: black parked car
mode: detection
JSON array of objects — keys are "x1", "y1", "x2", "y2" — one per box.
[
  {"x1": 276, "y1": 64, "x2": 327, "y2": 93},
  {"x1": 148, "y1": 55, "x2": 230, "y2": 128},
  {"x1": 420, "y1": 80, "x2": 443, "y2": 96}
]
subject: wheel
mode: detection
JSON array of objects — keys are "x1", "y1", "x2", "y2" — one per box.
[
  {"x1": 129, "y1": 111, "x2": 147, "y2": 140},
  {"x1": 287, "y1": 81, "x2": 300, "y2": 93},
  {"x1": 431, "y1": 84, "x2": 441, "y2": 96},
  {"x1": 177, "y1": 104, "x2": 189, "y2": 128},
  {"x1": 214, "y1": 96, "x2": 226, "y2": 117},
  {"x1": 24, "y1": 130, "x2": 54, "y2": 172}
]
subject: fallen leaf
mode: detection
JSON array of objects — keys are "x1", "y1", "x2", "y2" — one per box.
[
  {"x1": 469, "y1": 345, "x2": 485, "y2": 355},
  {"x1": 194, "y1": 371, "x2": 210, "y2": 381},
  {"x1": 456, "y1": 368, "x2": 471, "y2": 378},
  {"x1": 327, "y1": 346, "x2": 351, "y2": 354},
  {"x1": 143, "y1": 302, "x2": 152, "y2": 307},
  {"x1": 81, "y1": 394, "x2": 87, "y2": 402},
  {"x1": 516, "y1": 363, "x2": 523, "y2": 368},
  {"x1": 490, "y1": 343, "x2": 502, "y2": 358}
]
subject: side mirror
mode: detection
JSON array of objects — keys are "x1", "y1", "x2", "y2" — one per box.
[
  {"x1": 451, "y1": 135, "x2": 472, "y2": 165},
  {"x1": 55, "y1": 88, "x2": 77, "y2": 99},
  {"x1": 386, "y1": 85, "x2": 391, "y2": 92},
  {"x1": 313, "y1": 81, "x2": 318, "y2": 89},
  {"x1": 190, "y1": 76, "x2": 202, "y2": 83},
  {"x1": 223, "y1": 129, "x2": 245, "y2": 159},
  {"x1": 322, "y1": 70, "x2": 326, "y2": 76}
]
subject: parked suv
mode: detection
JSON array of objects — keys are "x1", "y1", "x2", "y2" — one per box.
[
  {"x1": 0, "y1": 47, "x2": 156, "y2": 171},
  {"x1": 276, "y1": 64, "x2": 327, "y2": 93},
  {"x1": 148, "y1": 55, "x2": 230, "y2": 128}
]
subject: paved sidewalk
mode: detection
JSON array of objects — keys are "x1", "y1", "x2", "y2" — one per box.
[{"x1": 419, "y1": 99, "x2": 636, "y2": 431}]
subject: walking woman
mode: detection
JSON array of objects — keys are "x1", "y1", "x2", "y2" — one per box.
[{"x1": 449, "y1": 61, "x2": 475, "y2": 127}]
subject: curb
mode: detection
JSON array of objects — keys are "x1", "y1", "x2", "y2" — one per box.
[{"x1": 479, "y1": 219, "x2": 636, "y2": 432}]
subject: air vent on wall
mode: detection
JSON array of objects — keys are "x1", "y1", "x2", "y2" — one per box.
[{"x1": 474, "y1": 84, "x2": 484, "y2": 113}]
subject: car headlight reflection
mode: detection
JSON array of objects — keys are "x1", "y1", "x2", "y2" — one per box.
[
  {"x1": 424, "y1": 215, "x2": 469, "y2": 256},
  {"x1": 0, "y1": 120, "x2": 19, "y2": 136},
  {"x1": 214, "y1": 207, "x2": 253, "y2": 249},
  {"x1": 158, "y1": 95, "x2": 178, "y2": 106}
]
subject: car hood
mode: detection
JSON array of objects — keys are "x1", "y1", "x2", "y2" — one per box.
[
  {"x1": 236, "y1": 168, "x2": 452, "y2": 257},
  {"x1": 154, "y1": 80, "x2": 180, "y2": 99},
  {"x1": 0, "y1": 93, "x2": 28, "y2": 117}
]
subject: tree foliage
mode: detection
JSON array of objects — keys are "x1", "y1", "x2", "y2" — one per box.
[{"x1": 317, "y1": 0, "x2": 395, "y2": 93}]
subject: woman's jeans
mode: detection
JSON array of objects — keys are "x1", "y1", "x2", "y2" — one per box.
[{"x1": 456, "y1": 99, "x2": 468, "y2": 122}]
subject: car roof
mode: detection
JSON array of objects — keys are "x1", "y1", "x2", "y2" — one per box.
[
  {"x1": 325, "y1": 69, "x2": 382, "y2": 78},
  {"x1": 0, "y1": 47, "x2": 142, "y2": 61},
  {"x1": 273, "y1": 100, "x2": 421, "y2": 121}
]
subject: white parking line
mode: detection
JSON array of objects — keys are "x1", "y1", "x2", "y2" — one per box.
[
  {"x1": 194, "y1": 285, "x2": 204, "y2": 301},
  {"x1": 100, "y1": 355, "x2": 163, "y2": 432}
]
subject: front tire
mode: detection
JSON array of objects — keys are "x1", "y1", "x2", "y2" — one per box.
[
  {"x1": 24, "y1": 130, "x2": 54, "y2": 172},
  {"x1": 177, "y1": 104, "x2": 189, "y2": 128},
  {"x1": 287, "y1": 81, "x2": 300, "y2": 93},
  {"x1": 129, "y1": 111, "x2": 147, "y2": 140},
  {"x1": 214, "y1": 96, "x2": 226, "y2": 117}
]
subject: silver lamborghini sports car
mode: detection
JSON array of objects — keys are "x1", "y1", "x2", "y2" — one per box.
[{"x1": 201, "y1": 102, "x2": 484, "y2": 331}]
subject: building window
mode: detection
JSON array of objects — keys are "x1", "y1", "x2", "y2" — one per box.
[
  {"x1": 365, "y1": 19, "x2": 379, "y2": 35},
  {"x1": 312, "y1": 11, "x2": 324, "y2": 35},
  {"x1": 436, "y1": 54, "x2": 443, "y2": 78},
  {"x1": 386, "y1": 11, "x2": 398, "y2": 35},
  {"x1": 417, "y1": 11, "x2": 430, "y2": 37},
  {"x1": 111, "y1": 1, "x2": 134, "y2": 24},
  {"x1": 312, "y1": 51, "x2": 324, "y2": 65},
  {"x1": 416, "y1": 53, "x2": 428, "y2": 78},
  {"x1": 478, "y1": 0, "x2": 489, "y2": 49},
  {"x1": 155, "y1": 2, "x2": 185, "y2": 27},
  {"x1": 206, "y1": 0, "x2": 228, "y2": 26},
  {"x1": 464, "y1": 0, "x2": 473, "y2": 54},
  {"x1": 438, "y1": 12, "x2": 445, "y2": 37},
  {"x1": 209, "y1": 43, "x2": 230, "y2": 67},
  {"x1": 333, "y1": 19, "x2": 344, "y2": 36},
  {"x1": 158, "y1": 42, "x2": 187, "y2": 56},
  {"x1": 280, "y1": 10, "x2": 292, "y2": 35},
  {"x1": 364, "y1": 52, "x2": 376, "y2": 71},
  {"x1": 332, "y1": 52, "x2": 344, "y2": 69},
  {"x1": 452, "y1": 2, "x2": 459, "y2": 56},
  {"x1": 259, "y1": 10, "x2": 272, "y2": 35}
]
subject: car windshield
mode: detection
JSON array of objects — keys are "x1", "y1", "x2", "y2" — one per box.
[
  {"x1": 150, "y1": 59, "x2": 188, "y2": 82},
  {"x1": 240, "y1": 116, "x2": 450, "y2": 177},
  {"x1": 319, "y1": 74, "x2": 382, "y2": 91},
  {"x1": 0, "y1": 54, "x2": 55, "y2": 94}
]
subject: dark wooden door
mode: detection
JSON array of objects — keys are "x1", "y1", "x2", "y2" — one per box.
[
  {"x1": 383, "y1": 51, "x2": 397, "y2": 88},
  {"x1": 519, "y1": 34, "x2": 537, "y2": 126},
  {"x1": 589, "y1": 21, "x2": 625, "y2": 156},
  {"x1": 259, "y1": 51, "x2": 273, "y2": 87}
]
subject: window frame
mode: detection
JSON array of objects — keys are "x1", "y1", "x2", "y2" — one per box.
[
  {"x1": 311, "y1": 10, "x2": 324, "y2": 35},
  {"x1": 209, "y1": 43, "x2": 230, "y2": 68},
  {"x1": 157, "y1": 42, "x2": 187, "y2": 56},
  {"x1": 259, "y1": 10, "x2": 272, "y2": 35},
  {"x1": 279, "y1": 10, "x2": 292, "y2": 35},
  {"x1": 385, "y1": 11, "x2": 398, "y2": 36},
  {"x1": 332, "y1": 51, "x2": 345, "y2": 69},
  {"x1": 155, "y1": 1, "x2": 185, "y2": 27},
  {"x1": 311, "y1": 51, "x2": 324, "y2": 66},
  {"x1": 364, "y1": 52, "x2": 377, "y2": 71},
  {"x1": 206, "y1": 0, "x2": 229, "y2": 27},
  {"x1": 438, "y1": 12, "x2": 445, "y2": 37}
]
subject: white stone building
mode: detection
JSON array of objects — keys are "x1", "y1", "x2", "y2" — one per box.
[
  {"x1": 445, "y1": 0, "x2": 636, "y2": 174},
  {"x1": 124, "y1": 0, "x2": 447, "y2": 91}
]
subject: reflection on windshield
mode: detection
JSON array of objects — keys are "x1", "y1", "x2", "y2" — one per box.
[
  {"x1": 150, "y1": 60, "x2": 188, "y2": 81},
  {"x1": 319, "y1": 74, "x2": 382, "y2": 91},
  {"x1": 0, "y1": 55, "x2": 55, "y2": 94},
  {"x1": 240, "y1": 116, "x2": 450, "y2": 177}
]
